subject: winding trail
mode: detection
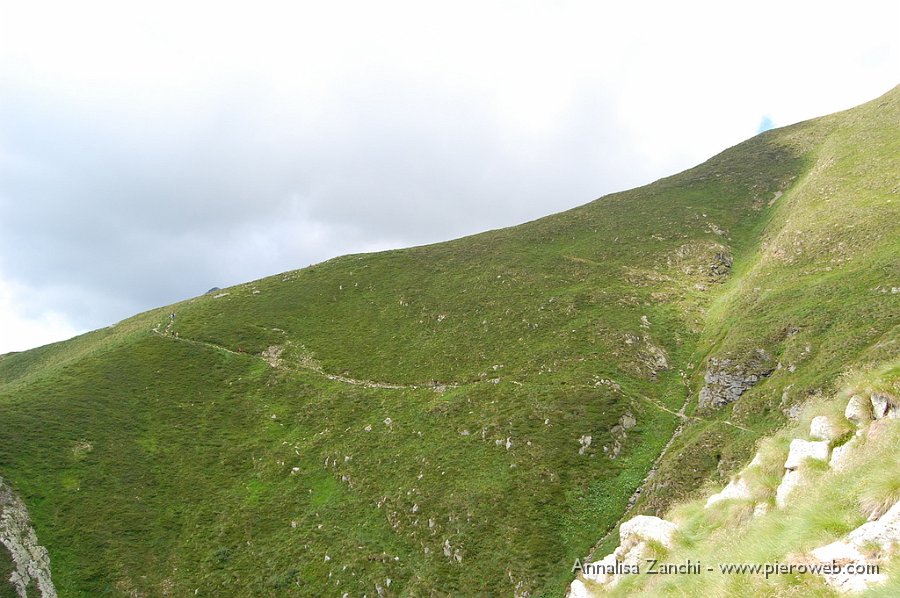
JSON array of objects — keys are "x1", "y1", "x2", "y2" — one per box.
[{"x1": 151, "y1": 327, "x2": 458, "y2": 391}]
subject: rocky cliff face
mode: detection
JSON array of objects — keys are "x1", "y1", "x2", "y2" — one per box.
[
  {"x1": 0, "y1": 478, "x2": 57, "y2": 598},
  {"x1": 697, "y1": 349, "x2": 774, "y2": 410}
]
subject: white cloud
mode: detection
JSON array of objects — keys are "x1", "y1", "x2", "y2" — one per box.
[
  {"x1": 0, "y1": 273, "x2": 79, "y2": 354},
  {"x1": 0, "y1": 0, "x2": 897, "y2": 353}
]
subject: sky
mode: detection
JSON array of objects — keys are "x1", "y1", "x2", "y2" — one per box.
[{"x1": 1, "y1": 1, "x2": 898, "y2": 354}]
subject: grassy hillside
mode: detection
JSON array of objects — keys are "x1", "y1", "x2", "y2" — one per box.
[{"x1": 1, "y1": 86, "x2": 897, "y2": 597}]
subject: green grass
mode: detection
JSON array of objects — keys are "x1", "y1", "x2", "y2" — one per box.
[
  {"x1": 0, "y1": 86, "x2": 897, "y2": 596},
  {"x1": 605, "y1": 368, "x2": 900, "y2": 597}
]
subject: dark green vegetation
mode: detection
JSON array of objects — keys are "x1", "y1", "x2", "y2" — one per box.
[{"x1": 1, "y1": 87, "x2": 897, "y2": 596}]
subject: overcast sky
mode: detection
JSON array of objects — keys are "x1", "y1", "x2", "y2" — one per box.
[{"x1": 1, "y1": 1, "x2": 898, "y2": 354}]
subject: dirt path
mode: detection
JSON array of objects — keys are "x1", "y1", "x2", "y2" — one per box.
[{"x1": 151, "y1": 328, "x2": 457, "y2": 391}]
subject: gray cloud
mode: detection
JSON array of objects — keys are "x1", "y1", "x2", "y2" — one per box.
[
  {"x1": 0, "y1": 76, "x2": 651, "y2": 331},
  {"x1": 0, "y1": 1, "x2": 896, "y2": 348}
]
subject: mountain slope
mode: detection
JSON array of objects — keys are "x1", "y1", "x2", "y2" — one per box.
[{"x1": 1, "y1": 86, "x2": 897, "y2": 597}]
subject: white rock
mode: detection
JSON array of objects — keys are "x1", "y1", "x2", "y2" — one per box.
[
  {"x1": 809, "y1": 541, "x2": 884, "y2": 593},
  {"x1": 783, "y1": 439, "x2": 830, "y2": 469},
  {"x1": 578, "y1": 435, "x2": 592, "y2": 455},
  {"x1": 845, "y1": 395, "x2": 873, "y2": 426},
  {"x1": 581, "y1": 552, "x2": 619, "y2": 585},
  {"x1": 618, "y1": 515, "x2": 678, "y2": 550},
  {"x1": 775, "y1": 469, "x2": 803, "y2": 508},
  {"x1": 846, "y1": 500, "x2": 900, "y2": 551},
  {"x1": 809, "y1": 415, "x2": 841, "y2": 442},
  {"x1": 706, "y1": 477, "x2": 753, "y2": 508},
  {"x1": 805, "y1": 501, "x2": 899, "y2": 593},
  {"x1": 753, "y1": 502, "x2": 770, "y2": 518},
  {"x1": 567, "y1": 579, "x2": 593, "y2": 598},
  {"x1": 870, "y1": 393, "x2": 898, "y2": 420},
  {"x1": 748, "y1": 451, "x2": 765, "y2": 468},
  {"x1": 829, "y1": 440, "x2": 856, "y2": 472}
]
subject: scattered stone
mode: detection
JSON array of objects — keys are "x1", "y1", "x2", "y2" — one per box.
[
  {"x1": 578, "y1": 435, "x2": 592, "y2": 455},
  {"x1": 261, "y1": 345, "x2": 284, "y2": 368},
  {"x1": 364, "y1": 424, "x2": 372, "y2": 432}
]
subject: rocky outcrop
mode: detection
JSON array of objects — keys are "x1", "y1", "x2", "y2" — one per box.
[
  {"x1": 569, "y1": 385, "x2": 899, "y2": 596},
  {"x1": 0, "y1": 477, "x2": 57, "y2": 598},
  {"x1": 569, "y1": 516, "x2": 678, "y2": 594},
  {"x1": 806, "y1": 500, "x2": 899, "y2": 593},
  {"x1": 698, "y1": 349, "x2": 773, "y2": 409}
]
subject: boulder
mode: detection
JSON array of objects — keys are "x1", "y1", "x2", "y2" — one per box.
[
  {"x1": 706, "y1": 477, "x2": 753, "y2": 508},
  {"x1": 567, "y1": 579, "x2": 592, "y2": 598},
  {"x1": 870, "y1": 392, "x2": 898, "y2": 420},
  {"x1": 784, "y1": 439, "x2": 830, "y2": 469},
  {"x1": 698, "y1": 351, "x2": 773, "y2": 410},
  {"x1": 809, "y1": 415, "x2": 841, "y2": 442},
  {"x1": 807, "y1": 500, "x2": 898, "y2": 593},
  {"x1": 829, "y1": 440, "x2": 856, "y2": 472},
  {"x1": 846, "y1": 500, "x2": 900, "y2": 551},
  {"x1": 809, "y1": 541, "x2": 885, "y2": 593},
  {"x1": 775, "y1": 469, "x2": 803, "y2": 509},
  {"x1": 618, "y1": 515, "x2": 678, "y2": 551},
  {"x1": 844, "y1": 395, "x2": 873, "y2": 426}
]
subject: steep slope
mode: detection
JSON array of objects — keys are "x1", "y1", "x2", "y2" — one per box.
[{"x1": 0, "y1": 86, "x2": 896, "y2": 597}]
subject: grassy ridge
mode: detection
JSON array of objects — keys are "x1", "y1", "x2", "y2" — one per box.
[{"x1": 1, "y1": 86, "x2": 897, "y2": 596}]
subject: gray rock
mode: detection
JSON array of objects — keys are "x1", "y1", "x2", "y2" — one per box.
[
  {"x1": 578, "y1": 435, "x2": 592, "y2": 455},
  {"x1": 698, "y1": 350, "x2": 774, "y2": 409},
  {"x1": 0, "y1": 477, "x2": 58, "y2": 598},
  {"x1": 618, "y1": 515, "x2": 678, "y2": 551},
  {"x1": 567, "y1": 579, "x2": 592, "y2": 598}
]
